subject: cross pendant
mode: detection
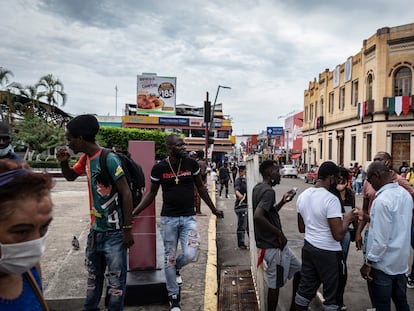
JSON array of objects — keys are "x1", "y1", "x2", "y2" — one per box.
[{"x1": 175, "y1": 176, "x2": 179, "y2": 184}]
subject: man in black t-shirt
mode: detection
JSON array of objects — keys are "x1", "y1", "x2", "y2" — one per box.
[
  {"x1": 253, "y1": 160, "x2": 301, "y2": 311},
  {"x1": 218, "y1": 161, "x2": 231, "y2": 198},
  {"x1": 133, "y1": 134, "x2": 223, "y2": 311}
]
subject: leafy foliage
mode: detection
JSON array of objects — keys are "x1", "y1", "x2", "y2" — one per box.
[
  {"x1": 13, "y1": 112, "x2": 65, "y2": 154},
  {"x1": 97, "y1": 127, "x2": 176, "y2": 159}
]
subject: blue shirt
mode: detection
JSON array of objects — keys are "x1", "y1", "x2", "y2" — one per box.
[{"x1": 366, "y1": 182, "x2": 413, "y2": 275}]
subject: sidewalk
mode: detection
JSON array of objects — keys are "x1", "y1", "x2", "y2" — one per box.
[{"x1": 42, "y1": 177, "x2": 217, "y2": 311}]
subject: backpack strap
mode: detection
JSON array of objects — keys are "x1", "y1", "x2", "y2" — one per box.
[
  {"x1": 25, "y1": 269, "x2": 49, "y2": 311},
  {"x1": 99, "y1": 148, "x2": 113, "y2": 186}
]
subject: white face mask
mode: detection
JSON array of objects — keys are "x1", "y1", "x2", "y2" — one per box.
[
  {"x1": 0, "y1": 145, "x2": 12, "y2": 157},
  {"x1": 336, "y1": 183, "x2": 347, "y2": 192},
  {"x1": 0, "y1": 234, "x2": 47, "y2": 274}
]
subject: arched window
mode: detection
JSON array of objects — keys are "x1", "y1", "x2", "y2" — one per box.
[
  {"x1": 394, "y1": 66, "x2": 412, "y2": 96},
  {"x1": 367, "y1": 74, "x2": 373, "y2": 100}
]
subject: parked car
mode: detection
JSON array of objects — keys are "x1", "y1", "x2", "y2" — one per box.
[
  {"x1": 305, "y1": 167, "x2": 318, "y2": 184},
  {"x1": 279, "y1": 164, "x2": 298, "y2": 178}
]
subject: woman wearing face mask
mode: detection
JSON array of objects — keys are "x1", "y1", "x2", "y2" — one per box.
[
  {"x1": 329, "y1": 167, "x2": 358, "y2": 261},
  {"x1": 0, "y1": 159, "x2": 53, "y2": 310}
]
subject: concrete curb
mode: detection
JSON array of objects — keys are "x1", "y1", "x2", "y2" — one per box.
[{"x1": 204, "y1": 181, "x2": 218, "y2": 311}]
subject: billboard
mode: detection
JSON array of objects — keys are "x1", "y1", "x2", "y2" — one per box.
[{"x1": 137, "y1": 74, "x2": 177, "y2": 115}]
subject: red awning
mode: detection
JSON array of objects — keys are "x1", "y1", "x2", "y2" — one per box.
[{"x1": 290, "y1": 154, "x2": 301, "y2": 160}]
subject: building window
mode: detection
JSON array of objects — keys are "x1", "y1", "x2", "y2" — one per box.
[
  {"x1": 339, "y1": 87, "x2": 345, "y2": 111},
  {"x1": 366, "y1": 133, "x2": 372, "y2": 161},
  {"x1": 367, "y1": 74, "x2": 373, "y2": 100},
  {"x1": 394, "y1": 66, "x2": 412, "y2": 96},
  {"x1": 328, "y1": 138, "x2": 332, "y2": 160},
  {"x1": 351, "y1": 135, "x2": 356, "y2": 161},
  {"x1": 310, "y1": 103, "x2": 314, "y2": 120},
  {"x1": 351, "y1": 80, "x2": 358, "y2": 107},
  {"x1": 319, "y1": 138, "x2": 323, "y2": 160},
  {"x1": 305, "y1": 106, "x2": 309, "y2": 122},
  {"x1": 329, "y1": 92, "x2": 334, "y2": 113}
]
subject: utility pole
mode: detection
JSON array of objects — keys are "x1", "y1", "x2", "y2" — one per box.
[
  {"x1": 115, "y1": 85, "x2": 118, "y2": 116},
  {"x1": 204, "y1": 92, "x2": 210, "y2": 166}
]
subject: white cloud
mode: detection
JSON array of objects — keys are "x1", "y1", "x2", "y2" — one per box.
[{"x1": 1, "y1": 0, "x2": 413, "y2": 134}]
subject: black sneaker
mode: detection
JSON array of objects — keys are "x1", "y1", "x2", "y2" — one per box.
[
  {"x1": 169, "y1": 294, "x2": 181, "y2": 311},
  {"x1": 176, "y1": 270, "x2": 183, "y2": 287}
]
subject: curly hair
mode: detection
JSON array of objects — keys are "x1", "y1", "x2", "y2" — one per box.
[{"x1": 0, "y1": 159, "x2": 54, "y2": 221}]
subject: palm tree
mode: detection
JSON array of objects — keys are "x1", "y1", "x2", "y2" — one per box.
[
  {"x1": 0, "y1": 67, "x2": 14, "y2": 89},
  {"x1": 37, "y1": 74, "x2": 67, "y2": 116},
  {"x1": 14, "y1": 84, "x2": 42, "y2": 114},
  {"x1": 0, "y1": 67, "x2": 15, "y2": 121}
]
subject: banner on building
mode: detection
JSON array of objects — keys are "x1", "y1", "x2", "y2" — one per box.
[
  {"x1": 137, "y1": 74, "x2": 177, "y2": 115},
  {"x1": 333, "y1": 66, "x2": 340, "y2": 88},
  {"x1": 344, "y1": 57, "x2": 352, "y2": 82}
]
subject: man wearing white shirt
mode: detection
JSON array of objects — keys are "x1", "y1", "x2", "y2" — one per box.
[
  {"x1": 360, "y1": 161, "x2": 412, "y2": 310},
  {"x1": 295, "y1": 161, "x2": 355, "y2": 311}
]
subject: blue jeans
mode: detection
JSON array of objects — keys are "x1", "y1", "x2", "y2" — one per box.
[
  {"x1": 160, "y1": 216, "x2": 198, "y2": 297},
  {"x1": 235, "y1": 206, "x2": 247, "y2": 247},
  {"x1": 368, "y1": 268, "x2": 410, "y2": 311},
  {"x1": 355, "y1": 181, "x2": 363, "y2": 194},
  {"x1": 340, "y1": 228, "x2": 351, "y2": 262},
  {"x1": 83, "y1": 230, "x2": 127, "y2": 311}
]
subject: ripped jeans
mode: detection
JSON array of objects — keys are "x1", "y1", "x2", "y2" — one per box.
[
  {"x1": 160, "y1": 216, "x2": 199, "y2": 297},
  {"x1": 83, "y1": 230, "x2": 127, "y2": 311}
]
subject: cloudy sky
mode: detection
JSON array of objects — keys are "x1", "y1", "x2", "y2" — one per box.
[{"x1": 1, "y1": 0, "x2": 413, "y2": 135}]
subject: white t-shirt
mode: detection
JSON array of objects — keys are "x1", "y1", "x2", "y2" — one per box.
[{"x1": 296, "y1": 187, "x2": 343, "y2": 251}]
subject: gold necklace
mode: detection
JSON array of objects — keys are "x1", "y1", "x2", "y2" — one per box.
[{"x1": 167, "y1": 156, "x2": 182, "y2": 184}]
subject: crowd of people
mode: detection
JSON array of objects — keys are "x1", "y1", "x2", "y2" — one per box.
[{"x1": 2, "y1": 115, "x2": 414, "y2": 311}]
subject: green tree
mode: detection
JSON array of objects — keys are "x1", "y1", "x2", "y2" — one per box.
[
  {"x1": 14, "y1": 112, "x2": 65, "y2": 160},
  {"x1": 37, "y1": 74, "x2": 67, "y2": 115},
  {"x1": 13, "y1": 84, "x2": 42, "y2": 114},
  {"x1": 0, "y1": 67, "x2": 14, "y2": 121}
]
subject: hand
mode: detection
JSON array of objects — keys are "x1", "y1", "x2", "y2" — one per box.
[
  {"x1": 213, "y1": 209, "x2": 224, "y2": 218},
  {"x1": 355, "y1": 232, "x2": 363, "y2": 250},
  {"x1": 355, "y1": 207, "x2": 365, "y2": 221},
  {"x1": 122, "y1": 229, "x2": 134, "y2": 248},
  {"x1": 278, "y1": 234, "x2": 287, "y2": 250},
  {"x1": 360, "y1": 263, "x2": 373, "y2": 281},
  {"x1": 56, "y1": 146, "x2": 70, "y2": 162}
]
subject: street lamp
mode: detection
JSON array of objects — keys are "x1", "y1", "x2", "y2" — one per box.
[{"x1": 209, "y1": 85, "x2": 231, "y2": 131}]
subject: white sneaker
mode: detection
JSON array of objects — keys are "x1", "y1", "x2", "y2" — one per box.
[
  {"x1": 176, "y1": 270, "x2": 183, "y2": 286},
  {"x1": 407, "y1": 276, "x2": 414, "y2": 289},
  {"x1": 169, "y1": 294, "x2": 181, "y2": 311}
]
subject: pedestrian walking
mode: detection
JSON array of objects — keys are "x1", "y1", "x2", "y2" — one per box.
[
  {"x1": 132, "y1": 134, "x2": 224, "y2": 311},
  {"x1": 57, "y1": 114, "x2": 134, "y2": 311},
  {"x1": 218, "y1": 161, "x2": 231, "y2": 198},
  {"x1": 234, "y1": 165, "x2": 248, "y2": 249}
]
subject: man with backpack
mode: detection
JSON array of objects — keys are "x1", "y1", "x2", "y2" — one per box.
[
  {"x1": 56, "y1": 114, "x2": 134, "y2": 311},
  {"x1": 132, "y1": 134, "x2": 224, "y2": 311}
]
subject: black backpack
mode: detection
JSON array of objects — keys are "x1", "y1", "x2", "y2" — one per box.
[{"x1": 99, "y1": 148, "x2": 145, "y2": 208}]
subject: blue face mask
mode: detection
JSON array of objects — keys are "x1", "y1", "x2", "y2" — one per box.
[{"x1": 0, "y1": 145, "x2": 12, "y2": 157}]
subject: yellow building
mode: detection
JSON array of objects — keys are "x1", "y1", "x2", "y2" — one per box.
[{"x1": 304, "y1": 22, "x2": 414, "y2": 171}]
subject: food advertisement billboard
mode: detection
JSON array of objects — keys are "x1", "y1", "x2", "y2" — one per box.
[{"x1": 137, "y1": 74, "x2": 176, "y2": 115}]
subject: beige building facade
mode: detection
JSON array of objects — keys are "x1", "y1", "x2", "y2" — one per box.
[{"x1": 303, "y1": 22, "x2": 414, "y2": 171}]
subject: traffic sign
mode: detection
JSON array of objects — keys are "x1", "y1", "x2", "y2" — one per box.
[{"x1": 266, "y1": 126, "x2": 283, "y2": 136}]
